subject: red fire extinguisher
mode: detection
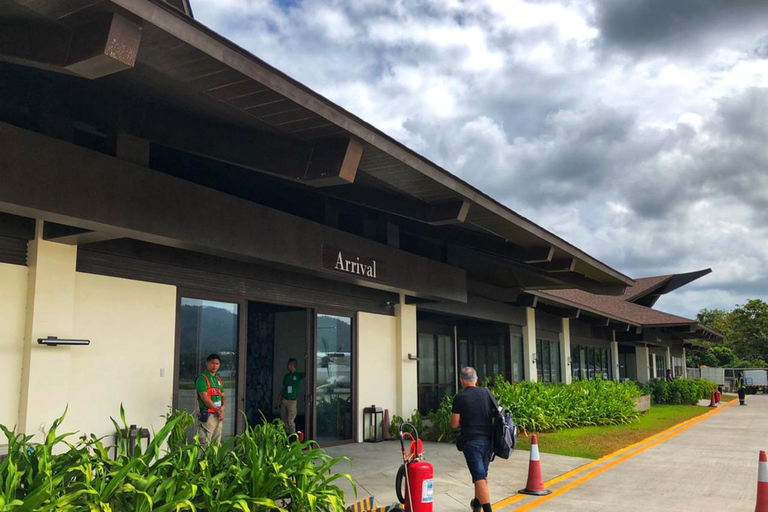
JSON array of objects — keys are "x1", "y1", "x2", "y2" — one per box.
[{"x1": 395, "y1": 423, "x2": 434, "y2": 512}]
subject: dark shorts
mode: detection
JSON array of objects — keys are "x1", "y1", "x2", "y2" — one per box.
[{"x1": 463, "y1": 439, "x2": 492, "y2": 482}]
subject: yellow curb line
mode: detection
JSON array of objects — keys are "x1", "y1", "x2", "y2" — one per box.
[
  {"x1": 507, "y1": 400, "x2": 737, "y2": 512},
  {"x1": 492, "y1": 401, "x2": 734, "y2": 511}
]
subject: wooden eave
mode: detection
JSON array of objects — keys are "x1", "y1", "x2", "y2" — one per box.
[{"x1": 0, "y1": 0, "x2": 634, "y2": 294}]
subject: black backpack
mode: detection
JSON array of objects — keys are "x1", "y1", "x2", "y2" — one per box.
[{"x1": 486, "y1": 388, "x2": 517, "y2": 460}]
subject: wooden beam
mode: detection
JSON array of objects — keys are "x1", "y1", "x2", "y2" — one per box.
[
  {"x1": 509, "y1": 293, "x2": 538, "y2": 308},
  {"x1": 0, "y1": 122, "x2": 466, "y2": 302},
  {"x1": 0, "y1": 13, "x2": 141, "y2": 79},
  {"x1": 562, "y1": 307, "x2": 581, "y2": 319},
  {"x1": 429, "y1": 201, "x2": 471, "y2": 225},
  {"x1": 530, "y1": 258, "x2": 577, "y2": 273},
  {"x1": 42, "y1": 222, "x2": 121, "y2": 246},
  {"x1": 123, "y1": 104, "x2": 361, "y2": 187},
  {"x1": 325, "y1": 185, "x2": 470, "y2": 226},
  {"x1": 303, "y1": 138, "x2": 363, "y2": 186}
]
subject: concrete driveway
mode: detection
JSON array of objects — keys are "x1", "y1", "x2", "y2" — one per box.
[{"x1": 497, "y1": 396, "x2": 765, "y2": 512}]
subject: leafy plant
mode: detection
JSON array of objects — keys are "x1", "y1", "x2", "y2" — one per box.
[
  {"x1": 428, "y1": 376, "x2": 643, "y2": 438},
  {"x1": 635, "y1": 378, "x2": 717, "y2": 405},
  {"x1": 0, "y1": 408, "x2": 355, "y2": 511},
  {"x1": 388, "y1": 410, "x2": 422, "y2": 439}
]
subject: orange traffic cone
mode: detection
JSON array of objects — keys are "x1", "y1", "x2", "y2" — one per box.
[
  {"x1": 518, "y1": 435, "x2": 552, "y2": 496},
  {"x1": 708, "y1": 390, "x2": 717, "y2": 408},
  {"x1": 756, "y1": 451, "x2": 768, "y2": 512}
]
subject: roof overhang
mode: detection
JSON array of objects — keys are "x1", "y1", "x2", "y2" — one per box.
[{"x1": 0, "y1": 0, "x2": 634, "y2": 296}]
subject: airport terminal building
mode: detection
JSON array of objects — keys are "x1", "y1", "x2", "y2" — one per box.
[{"x1": 0, "y1": 0, "x2": 719, "y2": 445}]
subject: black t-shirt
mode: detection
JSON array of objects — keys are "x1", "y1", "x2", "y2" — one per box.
[{"x1": 452, "y1": 386, "x2": 495, "y2": 440}]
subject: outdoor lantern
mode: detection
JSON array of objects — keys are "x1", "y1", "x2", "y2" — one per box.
[{"x1": 362, "y1": 405, "x2": 384, "y2": 443}]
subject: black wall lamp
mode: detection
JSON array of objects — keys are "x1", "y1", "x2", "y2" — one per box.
[{"x1": 38, "y1": 336, "x2": 90, "y2": 347}]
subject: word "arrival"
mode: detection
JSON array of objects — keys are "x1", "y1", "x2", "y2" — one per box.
[{"x1": 335, "y1": 251, "x2": 378, "y2": 279}]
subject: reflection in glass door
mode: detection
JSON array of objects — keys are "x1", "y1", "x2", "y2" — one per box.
[
  {"x1": 315, "y1": 314, "x2": 354, "y2": 444},
  {"x1": 417, "y1": 333, "x2": 456, "y2": 415},
  {"x1": 177, "y1": 298, "x2": 240, "y2": 438}
]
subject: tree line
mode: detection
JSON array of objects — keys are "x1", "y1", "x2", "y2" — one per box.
[{"x1": 687, "y1": 299, "x2": 768, "y2": 368}]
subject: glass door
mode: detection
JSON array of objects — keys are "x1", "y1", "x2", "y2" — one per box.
[
  {"x1": 417, "y1": 332, "x2": 456, "y2": 415},
  {"x1": 177, "y1": 297, "x2": 241, "y2": 438},
  {"x1": 314, "y1": 313, "x2": 354, "y2": 445}
]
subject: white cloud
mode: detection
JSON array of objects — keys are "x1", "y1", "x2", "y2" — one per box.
[{"x1": 192, "y1": 0, "x2": 768, "y2": 318}]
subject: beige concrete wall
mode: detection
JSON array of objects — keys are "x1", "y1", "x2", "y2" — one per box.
[
  {"x1": 70, "y1": 273, "x2": 177, "y2": 439},
  {"x1": 395, "y1": 295, "x2": 418, "y2": 418},
  {"x1": 523, "y1": 307, "x2": 537, "y2": 381},
  {"x1": 19, "y1": 233, "x2": 78, "y2": 436},
  {"x1": 0, "y1": 263, "x2": 28, "y2": 428},
  {"x1": 559, "y1": 318, "x2": 572, "y2": 384},
  {"x1": 357, "y1": 312, "x2": 398, "y2": 442}
]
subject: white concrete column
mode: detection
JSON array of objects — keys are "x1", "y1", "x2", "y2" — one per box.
[
  {"x1": 610, "y1": 330, "x2": 620, "y2": 381},
  {"x1": 559, "y1": 318, "x2": 572, "y2": 384},
  {"x1": 394, "y1": 294, "x2": 418, "y2": 418},
  {"x1": 522, "y1": 307, "x2": 538, "y2": 382},
  {"x1": 666, "y1": 346, "x2": 672, "y2": 377},
  {"x1": 18, "y1": 221, "x2": 78, "y2": 437},
  {"x1": 635, "y1": 345, "x2": 650, "y2": 383},
  {"x1": 682, "y1": 347, "x2": 688, "y2": 379},
  {"x1": 651, "y1": 352, "x2": 658, "y2": 379}
]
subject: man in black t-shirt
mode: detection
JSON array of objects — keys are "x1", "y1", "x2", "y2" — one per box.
[{"x1": 451, "y1": 367, "x2": 495, "y2": 512}]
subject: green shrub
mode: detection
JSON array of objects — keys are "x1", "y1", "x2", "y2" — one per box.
[
  {"x1": 429, "y1": 377, "x2": 642, "y2": 438},
  {"x1": 389, "y1": 410, "x2": 422, "y2": 439},
  {"x1": 0, "y1": 407, "x2": 354, "y2": 511},
  {"x1": 636, "y1": 378, "x2": 717, "y2": 405}
]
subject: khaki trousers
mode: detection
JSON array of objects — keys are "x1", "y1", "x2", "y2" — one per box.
[
  {"x1": 281, "y1": 399, "x2": 298, "y2": 435},
  {"x1": 197, "y1": 413, "x2": 223, "y2": 448}
]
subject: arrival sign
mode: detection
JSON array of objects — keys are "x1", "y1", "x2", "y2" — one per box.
[{"x1": 322, "y1": 245, "x2": 386, "y2": 282}]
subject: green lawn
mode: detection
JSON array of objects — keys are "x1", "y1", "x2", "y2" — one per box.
[{"x1": 514, "y1": 404, "x2": 711, "y2": 459}]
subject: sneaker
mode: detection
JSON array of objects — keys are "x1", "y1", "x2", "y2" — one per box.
[{"x1": 470, "y1": 498, "x2": 481, "y2": 512}]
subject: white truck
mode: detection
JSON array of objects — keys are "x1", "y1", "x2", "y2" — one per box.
[{"x1": 742, "y1": 370, "x2": 768, "y2": 394}]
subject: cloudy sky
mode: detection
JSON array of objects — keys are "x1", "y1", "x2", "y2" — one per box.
[{"x1": 191, "y1": 0, "x2": 768, "y2": 319}]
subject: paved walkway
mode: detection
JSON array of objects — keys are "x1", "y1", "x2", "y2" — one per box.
[
  {"x1": 326, "y1": 397, "x2": 765, "y2": 511},
  {"x1": 496, "y1": 396, "x2": 765, "y2": 512},
  {"x1": 325, "y1": 439, "x2": 589, "y2": 511}
]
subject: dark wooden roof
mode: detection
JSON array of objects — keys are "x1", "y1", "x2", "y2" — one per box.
[{"x1": 0, "y1": 0, "x2": 636, "y2": 293}]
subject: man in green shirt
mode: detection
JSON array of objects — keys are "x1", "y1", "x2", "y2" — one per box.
[
  {"x1": 195, "y1": 353, "x2": 226, "y2": 448},
  {"x1": 276, "y1": 357, "x2": 305, "y2": 436}
]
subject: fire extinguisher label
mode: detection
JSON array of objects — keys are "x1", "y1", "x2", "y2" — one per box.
[{"x1": 422, "y1": 479, "x2": 434, "y2": 503}]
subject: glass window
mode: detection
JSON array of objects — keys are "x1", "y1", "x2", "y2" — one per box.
[
  {"x1": 673, "y1": 356, "x2": 683, "y2": 377},
  {"x1": 512, "y1": 335, "x2": 525, "y2": 383},
  {"x1": 542, "y1": 340, "x2": 551, "y2": 383},
  {"x1": 178, "y1": 298, "x2": 239, "y2": 438},
  {"x1": 437, "y1": 335, "x2": 455, "y2": 385},
  {"x1": 418, "y1": 334, "x2": 436, "y2": 385},
  {"x1": 552, "y1": 341, "x2": 561, "y2": 383},
  {"x1": 536, "y1": 339, "x2": 543, "y2": 381},
  {"x1": 315, "y1": 314, "x2": 354, "y2": 444}
]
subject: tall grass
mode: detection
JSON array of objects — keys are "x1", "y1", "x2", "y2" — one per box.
[
  {"x1": 428, "y1": 377, "x2": 643, "y2": 439},
  {"x1": 0, "y1": 408, "x2": 354, "y2": 511}
]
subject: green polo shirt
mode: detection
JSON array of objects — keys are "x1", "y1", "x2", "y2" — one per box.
[
  {"x1": 195, "y1": 371, "x2": 224, "y2": 411},
  {"x1": 282, "y1": 371, "x2": 305, "y2": 400}
]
